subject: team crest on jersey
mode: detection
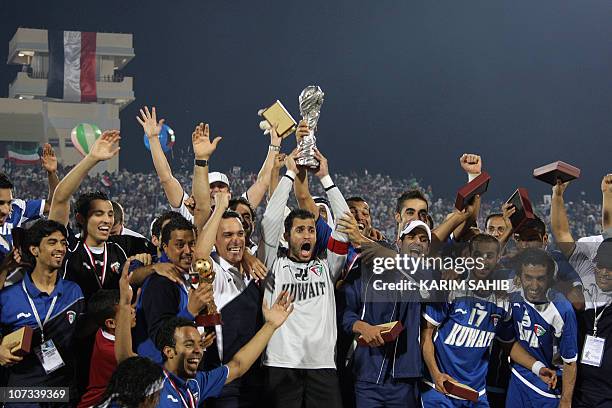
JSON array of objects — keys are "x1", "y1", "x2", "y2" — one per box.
[
  {"x1": 66, "y1": 311, "x2": 76, "y2": 325},
  {"x1": 111, "y1": 262, "x2": 121, "y2": 274},
  {"x1": 534, "y1": 324, "x2": 546, "y2": 337},
  {"x1": 309, "y1": 265, "x2": 323, "y2": 277}
]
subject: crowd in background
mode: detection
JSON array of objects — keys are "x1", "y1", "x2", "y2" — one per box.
[{"x1": 2, "y1": 150, "x2": 603, "y2": 241}]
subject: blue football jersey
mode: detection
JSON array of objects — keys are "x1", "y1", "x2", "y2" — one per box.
[
  {"x1": 423, "y1": 286, "x2": 512, "y2": 395},
  {"x1": 0, "y1": 198, "x2": 45, "y2": 254},
  {"x1": 498, "y1": 289, "x2": 578, "y2": 398}
]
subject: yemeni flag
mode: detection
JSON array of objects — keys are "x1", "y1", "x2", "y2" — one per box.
[
  {"x1": 47, "y1": 31, "x2": 97, "y2": 102},
  {"x1": 7, "y1": 147, "x2": 40, "y2": 165}
]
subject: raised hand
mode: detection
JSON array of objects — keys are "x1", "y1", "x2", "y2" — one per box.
[
  {"x1": 295, "y1": 120, "x2": 309, "y2": 143},
  {"x1": 285, "y1": 148, "x2": 299, "y2": 174},
  {"x1": 119, "y1": 261, "x2": 133, "y2": 306},
  {"x1": 460, "y1": 153, "x2": 482, "y2": 175},
  {"x1": 313, "y1": 148, "x2": 329, "y2": 178},
  {"x1": 192, "y1": 122, "x2": 222, "y2": 160},
  {"x1": 501, "y1": 202, "x2": 516, "y2": 231},
  {"x1": 602, "y1": 174, "x2": 612, "y2": 194},
  {"x1": 273, "y1": 153, "x2": 287, "y2": 171},
  {"x1": 88, "y1": 130, "x2": 120, "y2": 162},
  {"x1": 213, "y1": 191, "x2": 231, "y2": 211},
  {"x1": 262, "y1": 291, "x2": 294, "y2": 329},
  {"x1": 552, "y1": 180, "x2": 570, "y2": 197},
  {"x1": 40, "y1": 143, "x2": 57, "y2": 173},
  {"x1": 269, "y1": 123, "x2": 282, "y2": 147},
  {"x1": 136, "y1": 106, "x2": 164, "y2": 139}
]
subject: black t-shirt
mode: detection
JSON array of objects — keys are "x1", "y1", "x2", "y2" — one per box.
[
  {"x1": 573, "y1": 305, "x2": 612, "y2": 407},
  {"x1": 63, "y1": 229, "x2": 156, "y2": 302}
]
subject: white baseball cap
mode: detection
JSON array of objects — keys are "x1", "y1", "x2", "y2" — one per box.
[
  {"x1": 400, "y1": 220, "x2": 431, "y2": 242},
  {"x1": 209, "y1": 172, "x2": 230, "y2": 187}
]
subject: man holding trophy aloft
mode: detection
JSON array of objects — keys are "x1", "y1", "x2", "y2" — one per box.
[{"x1": 258, "y1": 85, "x2": 353, "y2": 408}]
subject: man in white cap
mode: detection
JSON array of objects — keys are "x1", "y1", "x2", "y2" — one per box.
[
  {"x1": 339, "y1": 219, "x2": 433, "y2": 408},
  {"x1": 137, "y1": 106, "x2": 283, "y2": 224}
]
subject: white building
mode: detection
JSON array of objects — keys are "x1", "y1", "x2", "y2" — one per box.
[{"x1": 1, "y1": 27, "x2": 135, "y2": 172}]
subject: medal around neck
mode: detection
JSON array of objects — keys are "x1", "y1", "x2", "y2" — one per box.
[{"x1": 296, "y1": 85, "x2": 324, "y2": 169}]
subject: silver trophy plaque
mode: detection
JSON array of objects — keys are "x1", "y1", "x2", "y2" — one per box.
[{"x1": 297, "y1": 85, "x2": 324, "y2": 168}]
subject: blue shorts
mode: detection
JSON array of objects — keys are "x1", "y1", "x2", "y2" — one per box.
[
  {"x1": 421, "y1": 384, "x2": 489, "y2": 408},
  {"x1": 354, "y1": 379, "x2": 419, "y2": 408},
  {"x1": 504, "y1": 373, "x2": 560, "y2": 408}
]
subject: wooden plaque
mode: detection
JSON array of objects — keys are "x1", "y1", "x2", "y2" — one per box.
[{"x1": 533, "y1": 161, "x2": 581, "y2": 186}]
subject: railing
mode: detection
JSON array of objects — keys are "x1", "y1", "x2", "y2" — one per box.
[{"x1": 27, "y1": 71, "x2": 125, "y2": 83}]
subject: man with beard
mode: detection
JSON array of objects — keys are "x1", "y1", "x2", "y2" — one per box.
[
  {"x1": 260, "y1": 148, "x2": 351, "y2": 408},
  {"x1": 499, "y1": 248, "x2": 577, "y2": 408},
  {"x1": 46, "y1": 131, "x2": 178, "y2": 397},
  {"x1": 421, "y1": 234, "x2": 557, "y2": 407},
  {"x1": 0, "y1": 220, "x2": 85, "y2": 406},
  {"x1": 339, "y1": 220, "x2": 433, "y2": 408},
  {"x1": 47, "y1": 131, "x2": 156, "y2": 303},
  {"x1": 113, "y1": 257, "x2": 295, "y2": 408},
  {"x1": 133, "y1": 216, "x2": 213, "y2": 363},
  {"x1": 511, "y1": 217, "x2": 584, "y2": 308}
]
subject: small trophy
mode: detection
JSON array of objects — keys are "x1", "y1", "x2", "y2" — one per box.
[
  {"x1": 191, "y1": 259, "x2": 223, "y2": 327},
  {"x1": 296, "y1": 85, "x2": 325, "y2": 169}
]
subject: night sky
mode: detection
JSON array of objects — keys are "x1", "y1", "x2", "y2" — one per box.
[{"x1": 1, "y1": 0, "x2": 611, "y2": 201}]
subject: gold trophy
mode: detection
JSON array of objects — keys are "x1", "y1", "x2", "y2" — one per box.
[{"x1": 191, "y1": 259, "x2": 223, "y2": 327}]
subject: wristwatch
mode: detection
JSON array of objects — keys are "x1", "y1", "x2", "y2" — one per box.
[{"x1": 194, "y1": 159, "x2": 208, "y2": 167}]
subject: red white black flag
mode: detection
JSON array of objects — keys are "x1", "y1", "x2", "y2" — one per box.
[{"x1": 46, "y1": 31, "x2": 97, "y2": 102}]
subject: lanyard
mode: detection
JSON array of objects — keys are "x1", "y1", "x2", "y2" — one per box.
[
  {"x1": 593, "y1": 302, "x2": 610, "y2": 337},
  {"x1": 21, "y1": 279, "x2": 58, "y2": 343},
  {"x1": 163, "y1": 370, "x2": 195, "y2": 408},
  {"x1": 83, "y1": 243, "x2": 107, "y2": 287}
]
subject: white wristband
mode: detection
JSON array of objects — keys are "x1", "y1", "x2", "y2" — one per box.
[
  {"x1": 531, "y1": 361, "x2": 545, "y2": 376},
  {"x1": 285, "y1": 170, "x2": 296, "y2": 180},
  {"x1": 320, "y1": 175, "x2": 334, "y2": 189}
]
